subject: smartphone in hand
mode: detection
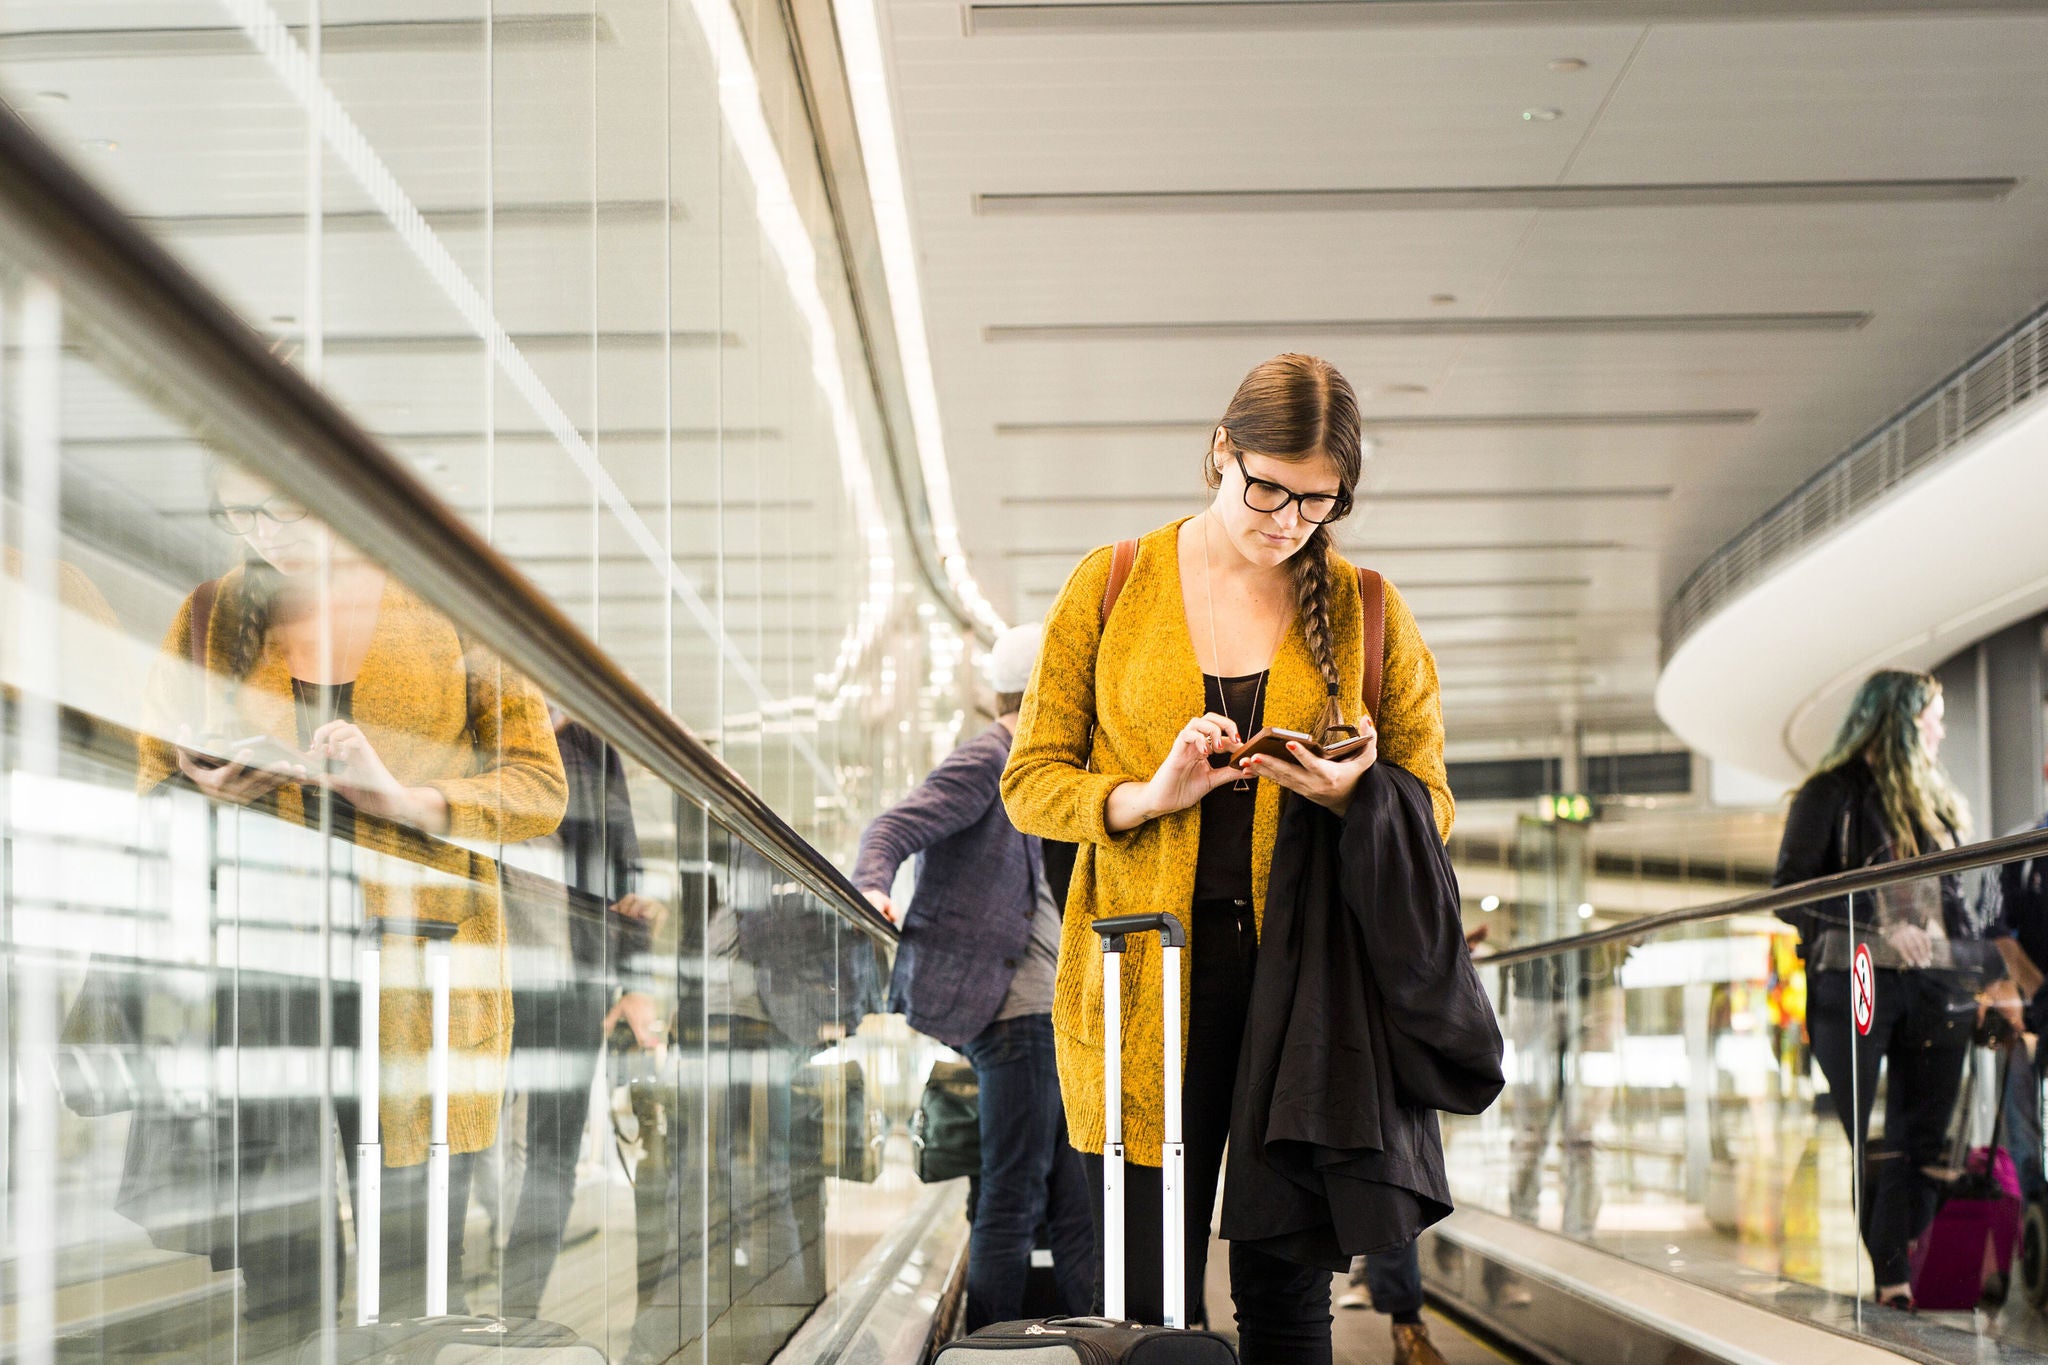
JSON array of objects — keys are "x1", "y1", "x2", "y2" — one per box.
[
  {"x1": 225, "y1": 734, "x2": 321, "y2": 774},
  {"x1": 1229, "y1": 727, "x2": 1371, "y2": 767}
]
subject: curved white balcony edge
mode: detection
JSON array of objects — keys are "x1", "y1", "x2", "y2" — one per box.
[{"x1": 1656, "y1": 389, "x2": 2048, "y2": 785}]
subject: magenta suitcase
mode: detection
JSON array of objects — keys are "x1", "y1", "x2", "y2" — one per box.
[
  {"x1": 1910, "y1": 1145, "x2": 2021, "y2": 1310},
  {"x1": 1909, "y1": 1052, "x2": 2023, "y2": 1312}
]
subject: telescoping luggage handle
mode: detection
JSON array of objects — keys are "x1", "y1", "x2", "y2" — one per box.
[
  {"x1": 1091, "y1": 912, "x2": 1187, "y2": 1330},
  {"x1": 356, "y1": 917, "x2": 461, "y2": 1327}
]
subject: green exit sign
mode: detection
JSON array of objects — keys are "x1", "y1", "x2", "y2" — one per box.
[{"x1": 1540, "y1": 793, "x2": 1596, "y2": 823}]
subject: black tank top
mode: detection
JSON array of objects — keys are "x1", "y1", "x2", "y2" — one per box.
[{"x1": 1192, "y1": 671, "x2": 1265, "y2": 904}]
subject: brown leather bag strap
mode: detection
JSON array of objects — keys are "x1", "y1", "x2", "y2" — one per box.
[
  {"x1": 1357, "y1": 566, "x2": 1385, "y2": 721},
  {"x1": 1099, "y1": 539, "x2": 1138, "y2": 625},
  {"x1": 189, "y1": 577, "x2": 220, "y2": 673}
]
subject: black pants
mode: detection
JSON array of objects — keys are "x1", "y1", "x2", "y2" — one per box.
[
  {"x1": 218, "y1": 978, "x2": 474, "y2": 1352},
  {"x1": 1808, "y1": 966, "x2": 1972, "y2": 1287},
  {"x1": 1085, "y1": 898, "x2": 1332, "y2": 1365},
  {"x1": 238, "y1": 1096, "x2": 477, "y2": 1352}
]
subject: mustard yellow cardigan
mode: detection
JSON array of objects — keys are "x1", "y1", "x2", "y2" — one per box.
[
  {"x1": 138, "y1": 570, "x2": 568, "y2": 1166},
  {"x1": 1000, "y1": 519, "x2": 1452, "y2": 1166}
]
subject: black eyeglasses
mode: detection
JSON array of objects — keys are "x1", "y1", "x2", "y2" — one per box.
[
  {"x1": 209, "y1": 495, "x2": 310, "y2": 534},
  {"x1": 1232, "y1": 450, "x2": 1349, "y2": 525}
]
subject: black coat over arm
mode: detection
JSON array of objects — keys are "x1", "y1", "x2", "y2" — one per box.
[{"x1": 1219, "y1": 762, "x2": 1504, "y2": 1269}]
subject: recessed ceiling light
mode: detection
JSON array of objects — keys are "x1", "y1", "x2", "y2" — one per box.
[
  {"x1": 81, "y1": 138, "x2": 119, "y2": 152},
  {"x1": 1521, "y1": 108, "x2": 1563, "y2": 123},
  {"x1": 36, "y1": 90, "x2": 69, "y2": 104},
  {"x1": 1547, "y1": 57, "x2": 1587, "y2": 73}
]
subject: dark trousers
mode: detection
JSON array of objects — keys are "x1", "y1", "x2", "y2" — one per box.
[
  {"x1": 239, "y1": 1098, "x2": 477, "y2": 1348},
  {"x1": 1350, "y1": 1242, "x2": 1423, "y2": 1318},
  {"x1": 1085, "y1": 898, "x2": 1332, "y2": 1365},
  {"x1": 499, "y1": 979, "x2": 610, "y2": 1320},
  {"x1": 1808, "y1": 967, "x2": 1972, "y2": 1287},
  {"x1": 228, "y1": 976, "x2": 475, "y2": 1348},
  {"x1": 958, "y1": 1012, "x2": 1096, "y2": 1329}
]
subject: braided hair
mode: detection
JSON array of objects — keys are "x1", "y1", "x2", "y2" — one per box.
[
  {"x1": 204, "y1": 458, "x2": 284, "y2": 686},
  {"x1": 1204, "y1": 354, "x2": 1364, "y2": 693},
  {"x1": 226, "y1": 558, "x2": 283, "y2": 682}
]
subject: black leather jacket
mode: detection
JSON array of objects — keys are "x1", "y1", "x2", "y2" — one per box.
[{"x1": 1772, "y1": 757, "x2": 1969, "y2": 961}]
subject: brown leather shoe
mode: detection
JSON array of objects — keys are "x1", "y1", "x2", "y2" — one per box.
[{"x1": 1393, "y1": 1321, "x2": 1449, "y2": 1365}]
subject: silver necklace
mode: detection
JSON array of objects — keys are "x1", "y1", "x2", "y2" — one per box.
[{"x1": 1200, "y1": 514, "x2": 1288, "y2": 793}]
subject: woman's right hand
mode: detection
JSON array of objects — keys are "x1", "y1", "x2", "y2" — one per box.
[{"x1": 1107, "y1": 713, "x2": 1244, "y2": 831}]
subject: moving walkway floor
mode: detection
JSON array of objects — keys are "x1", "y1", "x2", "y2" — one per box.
[{"x1": 1194, "y1": 1236, "x2": 1511, "y2": 1365}]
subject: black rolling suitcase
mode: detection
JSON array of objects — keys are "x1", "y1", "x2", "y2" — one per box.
[
  {"x1": 935, "y1": 913, "x2": 1238, "y2": 1363},
  {"x1": 299, "y1": 918, "x2": 608, "y2": 1363}
]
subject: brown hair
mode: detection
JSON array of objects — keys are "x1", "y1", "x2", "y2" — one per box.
[{"x1": 1205, "y1": 353, "x2": 1363, "y2": 692}]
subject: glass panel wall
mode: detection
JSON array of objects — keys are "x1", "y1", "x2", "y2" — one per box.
[
  {"x1": 0, "y1": 0, "x2": 971, "y2": 857},
  {"x1": 1443, "y1": 861, "x2": 2041, "y2": 1362},
  {"x1": 0, "y1": 40, "x2": 958, "y2": 1358}
]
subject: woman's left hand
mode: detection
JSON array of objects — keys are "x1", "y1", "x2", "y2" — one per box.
[
  {"x1": 1240, "y1": 722, "x2": 1377, "y2": 815},
  {"x1": 308, "y1": 720, "x2": 450, "y2": 834}
]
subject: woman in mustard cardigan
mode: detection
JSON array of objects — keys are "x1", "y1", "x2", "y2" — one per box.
[
  {"x1": 1002, "y1": 354, "x2": 1451, "y2": 1362},
  {"x1": 136, "y1": 463, "x2": 567, "y2": 1337}
]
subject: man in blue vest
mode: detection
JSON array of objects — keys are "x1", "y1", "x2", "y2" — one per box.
[{"x1": 855, "y1": 624, "x2": 1093, "y2": 1331}]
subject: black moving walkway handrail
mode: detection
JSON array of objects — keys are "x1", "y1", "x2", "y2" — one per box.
[
  {"x1": 1481, "y1": 822, "x2": 2048, "y2": 968},
  {"x1": 0, "y1": 101, "x2": 897, "y2": 947}
]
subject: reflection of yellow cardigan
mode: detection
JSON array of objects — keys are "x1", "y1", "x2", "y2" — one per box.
[
  {"x1": 138, "y1": 569, "x2": 567, "y2": 1166},
  {"x1": 1001, "y1": 520, "x2": 1452, "y2": 1166}
]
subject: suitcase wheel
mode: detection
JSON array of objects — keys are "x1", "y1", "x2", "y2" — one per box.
[{"x1": 2023, "y1": 1201, "x2": 2048, "y2": 1307}]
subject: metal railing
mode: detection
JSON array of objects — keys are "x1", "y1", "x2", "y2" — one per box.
[
  {"x1": 1662, "y1": 297, "x2": 2048, "y2": 661},
  {"x1": 0, "y1": 101, "x2": 898, "y2": 947},
  {"x1": 1482, "y1": 822, "x2": 2048, "y2": 968}
]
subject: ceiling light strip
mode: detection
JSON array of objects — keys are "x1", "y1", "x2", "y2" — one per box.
[
  {"x1": 965, "y1": 0, "x2": 2048, "y2": 33},
  {"x1": 1002, "y1": 540, "x2": 1624, "y2": 558},
  {"x1": 985, "y1": 314, "x2": 1869, "y2": 341},
  {"x1": 996, "y1": 411, "x2": 1756, "y2": 435},
  {"x1": 975, "y1": 180, "x2": 2016, "y2": 214},
  {"x1": 682, "y1": 0, "x2": 909, "y2": 717},
  {"x1": 834, "y1": 0, "x2": 1006, "y2": 636},
  {"x1": 1001, "y1": 488, "x2": 1671, "y2": 505},
  {"x1": 215, "y1": 0, "x2": 844, "y2": 792}
]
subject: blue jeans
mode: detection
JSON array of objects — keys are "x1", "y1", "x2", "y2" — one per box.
[
  {"x1": 500, "y1": 979, "x2": 609, "y2": 1320},
  {"x1": 2004, "y1": 1046, "x2": 2045, "y2": 1201},
  {"x1": 1350, "y1": 1241, "x2": 1422, "y2": 1318},
  {"x1": 959, "y1": 1012, "x2": 1095, "y2": 1330}
]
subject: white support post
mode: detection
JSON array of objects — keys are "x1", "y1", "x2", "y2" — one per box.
[
  {"x1": 356, "y1": 940, "x2": 381, "y2": 1326},
  {"x1": 1160, "y1": 942, "x2": 1185, "y2": 1330},
  {"x1": 1101, "y1": 944, "x2": 1125, "y2": 1322},
  {"x1": 424, "y1": 940, "x2": 451, "y2": 1319}
]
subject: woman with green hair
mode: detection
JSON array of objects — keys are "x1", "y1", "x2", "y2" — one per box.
[{"x1": 1773, "y1": 668, "x2": 2011, "y2": 1311}]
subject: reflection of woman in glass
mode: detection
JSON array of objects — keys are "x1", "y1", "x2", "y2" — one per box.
[
  {"x1": 135, "y1": 462, "x2": 566, "y2": 1342},
  {"x1": 1773, "y1": 670, "x2": 2008, "y2": 1312}
]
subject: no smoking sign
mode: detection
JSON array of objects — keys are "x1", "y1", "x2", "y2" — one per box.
[{"x1": 1851, "y1": 941, "x2": 1875, "y2": 1037}]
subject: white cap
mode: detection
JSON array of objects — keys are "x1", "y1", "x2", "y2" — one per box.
[{"x1": 989, "y1": 622, "x2": 1043, "y2": 695}]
